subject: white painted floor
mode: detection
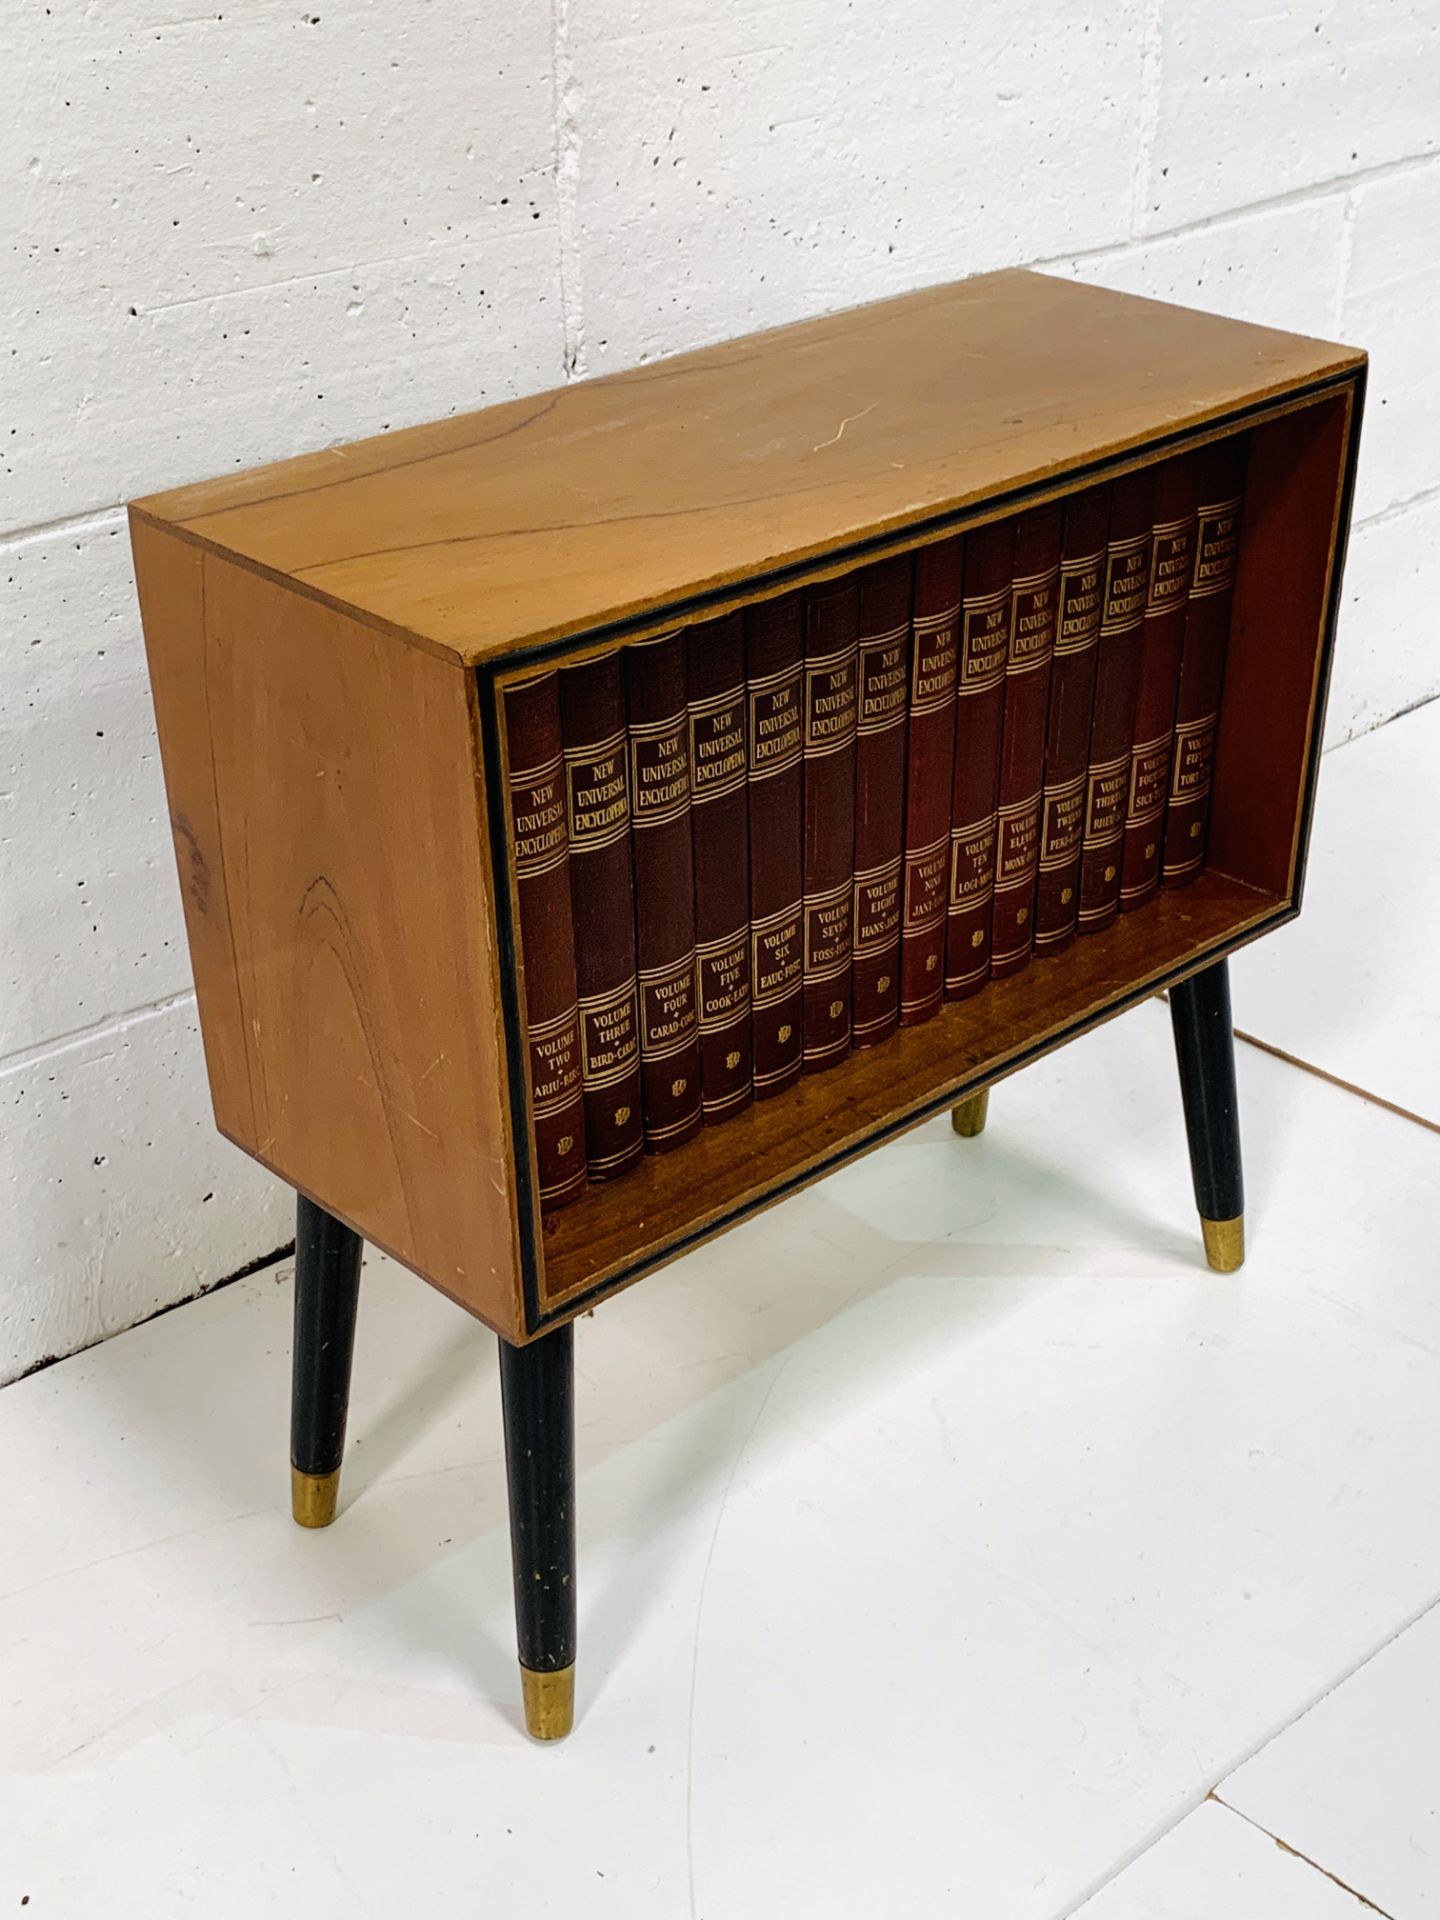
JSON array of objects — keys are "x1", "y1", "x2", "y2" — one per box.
[
  {"x1": 2, "y1": 703, "x2": 1438, "y2": 1918},
  {"x1": 1234, "y1": 697, "x2": 1440, "y2": 1132}
]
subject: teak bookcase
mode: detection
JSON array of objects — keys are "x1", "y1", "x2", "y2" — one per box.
[{"x1": 131, "y1": 269, "x2": 1365, "y2": 1740}]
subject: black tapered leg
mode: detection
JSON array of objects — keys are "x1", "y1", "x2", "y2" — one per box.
[
  {"x1": 499, "y1": 1322, "x2": 576, "y2": 1741},
  {"x1": 1170, "y1": 958, "x2": 1245, "y2": 1272},
  {"x1": 290, "y1": 1194, "x2": 363, "y2": 1527}
]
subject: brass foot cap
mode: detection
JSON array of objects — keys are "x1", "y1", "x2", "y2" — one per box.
[
  {"x1": 1202, "y1": 1214, "x2": 1245, "y2": 1274},
  {"x1": 951, "y1": 1089, "x2": 990, "y2": 1139},
  {"x1": 521, "y1": 1663, "x2": 575, "y2": 1741},
  {"x1": 291, "y1": 1465, "x2": 341, "y2": 1528}
]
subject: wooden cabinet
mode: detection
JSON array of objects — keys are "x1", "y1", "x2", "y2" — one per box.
[{"x1": 131, "y1": 268, "x2": 1364, "y2": 1738}]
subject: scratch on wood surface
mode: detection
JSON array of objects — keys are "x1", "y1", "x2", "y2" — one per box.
[{"x1": 813, "y1": 403, "x2": 876, "y2": 452}]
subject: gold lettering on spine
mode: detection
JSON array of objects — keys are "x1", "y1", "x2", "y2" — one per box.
[
  {"x1": 1084, "y1": 754, "x2": 1129, "y2": 844},
  {"x1": 527, "y1": 1009, "x2": 583, "y2": 1118},
  {"x1": 629, "y1": 710, "x2": 691, "y2": 825},
  {"x1": 1147, "y1": 514, "x2": 1196, "y2": 611},
  {"x1": 995, "y1": 793, "x2": 1042, "y2": 882},
  {"x1": 904, "y1": 834, "x2": 950, "y2": 931},
  {"x1": 804, "y1": 881, "x2": 852, "y2": 979},
  {"x1": 748, "y1": 665, "x2": 802, "y2": 777},
  {"x1": 1127, "y1": 735, "x2": 1172, "y2": 821},
  {"x1": 1102, "y1": 535, "x2": 1149, "y2": 634},
  {"x1": 858, "y1": 627, "x2": 909, "y2": 731},
  {"x1": 509, "y1": 753, "x2": 569, "y2": 878},
  {"x1": 638, "y1": 959, "x2": 697, "y2": 1061},
  {"x1": 853, "y1": 857, "x2": 902, "y2": 952},
  {"x1": 803, "y1": 648, "x2": 858, "y2": 755},
  {"x1": 1169, "y1": 717, "x2": 1217, "y2": 800},
  {"x1": 910, "y1": 606, "x2": 959, "y2": 712},
  {"x1": 689, "y1": 688, "x2": 746, "y2": 798},
  {"x1": 696, "y1": 928, "x2": 750, "y2": 1029},
  {"x1": 751, "y1": 906, "x2": 803, "y2": 1007},
  {"x1": 1190, "y1": 495, "x2": 1243, "y2": 599},
  {"x1": 947, "y1": 814, "x2": 997, "y2": 910},
  {"x1": 1039, "y1": 775, "x2": 1086, "y2": 868},
  {"x1": 958, "y1": 588, "x2": 1009, "y2": 693},
  {"x1": 1054, "y1": 549, "x2": 1104, "y2": 656},
  {"x1": 578, "y1": 983, "x2": 639, "y2": 1089},
  {"x1": 564, "y1": 731, "x2": 630, "y2": 850},
  {"x1": 1008, "y1": 567, "x2": 1059, "y2": 669}
]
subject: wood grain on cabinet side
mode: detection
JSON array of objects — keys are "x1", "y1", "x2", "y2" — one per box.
[
  {"x1": 131, "y1": 518, "x2": 526, "y2": 1337},
  {"x1": 131, "y1": 515, "x2": 259, "y2": 1142}
]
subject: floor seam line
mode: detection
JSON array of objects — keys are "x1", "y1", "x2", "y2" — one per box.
[
  {"x1": 1209, "y1": 1793, "x2": 1398, "y2": 1918},
  {"x1": 1048, "y1": 1584, "x2": 1440, "y2": 1920},
  {"x1": 1233, "y1": 1027, "x2": 1440, "y2": 1137}
]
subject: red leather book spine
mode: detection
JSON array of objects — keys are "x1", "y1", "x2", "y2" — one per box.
[
  {"x1": 944, "y1": 520, "x2": 1013, "y2": 1001},
  {"x1": 1163, "y1": 435, "x2": 1249, "y2": 888},
  {"x1": 503, "y1": 672, "x2": 587, "y2": 1213},
  {"x1": 745, "y1": 591, "x2": 805, "y2": 1100},
  {"x1": 1120, "y1": 452, "x2": 1200, "y2": 911},
  {"x1": 900, "y1": 537, "x2": 962, "y2": 1023},
  {"x1": 851, "y1": 554, "x2": 912, "y2": 1048},
  {"x1": 685, "y1": 613, "x2": 752, "y2": 1122},
  {"x1": 990, "y1": 504, "x2": 1062, "y2": 979},
  {"x1": 1034, "y1": 486, "x2": 1108, "y2": 957},
  {"x1": 801, "y1": 576, "x2": 860, "y2": 1070},
  {"x1": 559, "y1": 651, "x2": 644, "y2": 1180},
  {"x1": 625, "y1": 632, "x2": 703, "y2": 1153},
  {"x1": 1078, "y1": 469, "x2": 1154, "y2": 935}
]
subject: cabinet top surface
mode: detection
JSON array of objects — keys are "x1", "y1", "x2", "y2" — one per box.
[{"x1": 133, "y1": 268, "x2": 1362, "y2": 666}]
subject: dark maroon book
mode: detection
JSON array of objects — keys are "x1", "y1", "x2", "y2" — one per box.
[
  {"x1": 801, "y1": 575, "x2": 860, "y2": 1071},
  {"x1": 745, "y1": 592, "x2": 805, "y2": 1100},
  {"x1": 625, "y1": 631, "x2": 703, "y2": 1153},
  {"x1": 686, "y1": 613, "x2": 752, "y2": 1121},
  {"x1": 1034, "y1": 486, "x2": 1109, "y2": 956},
  {"x1": 990, "y1": 504, "x2": 1062, "y2": 979},
  {"x1": 1078, "y1": 469, "x2": 1154, "y2": 935},
  {"x1": 900, "y1": 537, "x2": 962, "y2": 1023},
  {"x1": 1163, "y1": 435, "x2": 1250, "y2": 889},
  {"x1": 558, "y1": 651, "x2": 644, "y2": 1180},
  {"x1": 944, "y1": 520, "x2": 1012, "y2": 1001},
  {"x1": 503, "y1": 671, "x2": 587, "y2": 1212},
  {"x1": 851, "y1": 554, "x2": 912, "y2": 1047},
  {"x1": 1120, "y1": 452, "x2": 1201, "y2": 911}
]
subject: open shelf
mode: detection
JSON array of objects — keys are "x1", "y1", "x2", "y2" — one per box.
[
  {"x1": 134, "y1": 270, "x2": 1363, "y2": 1343},
  {"x1": 529, "y1": 384, "x2": 1358, "y2": 1323},
  {"x1": 538, "y1": 869, "x2": 1279, "y2": 1313}
]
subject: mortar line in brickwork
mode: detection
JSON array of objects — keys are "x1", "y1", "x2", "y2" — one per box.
[
  {"x1": 0, "y1": 990, "x2": 198, "y2": 1079},
  {"x1": 1354, "y1": 478, "x2": 1440, "y2": 530},
  {"x1": 1129, "y1": 0, "x2": 1166, "y2": 237},
  {"x1": 1334, "y1": 189, "x2": 1359, "y2": 335},
  {"x1": 1041, "y1": 146, "x2": 1440, "y2": 275},
  {"x1": 0, "y1": 504, "x2": 126, "y2": 553},
  {"x1": 549, "y1": 0, "x2": 585, "y2": 380}
]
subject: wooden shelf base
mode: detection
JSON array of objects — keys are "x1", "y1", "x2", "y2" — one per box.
[{"x1": 539, "y1": 870, "x2": 1278, "y2": 1316}]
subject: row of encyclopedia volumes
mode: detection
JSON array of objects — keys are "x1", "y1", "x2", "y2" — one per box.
[{"x1": 503, "y1": 430, "x2": 1248, "y2": 1213}]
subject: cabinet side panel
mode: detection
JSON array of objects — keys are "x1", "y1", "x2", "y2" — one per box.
[
  {"x1": 142, "y1": 536, "x2": 524, "y2": 1335},
  {"x1": 1206, "y1": 388, "x2": 1356, "y2": 898},
  {"x1": 131, "y1": 515, "x2": 259, "y2": 1143}
]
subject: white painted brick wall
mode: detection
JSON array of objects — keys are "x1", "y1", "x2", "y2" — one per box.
[{"x1": 3, "y1": 1, "x2": 1436, "y2": 1381}]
